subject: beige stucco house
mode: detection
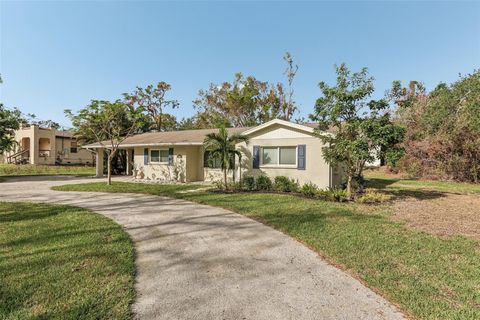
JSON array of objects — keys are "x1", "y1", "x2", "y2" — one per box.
[
  {"x1": 84, "y1": 119, "x2": 344, "y2": 188},
  {"x1": 5, "y1": 125, "x2": 94, "y2": 165}
]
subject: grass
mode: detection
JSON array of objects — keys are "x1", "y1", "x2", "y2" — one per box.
[
  {"x1": 0, "y1": 202, "x2": 135, "y2": 320},
  {"x1": 0, "y1": 164, "x2": 95, "y2": 178},
  {"x1": 53, "y1": 181, "x2": 480, "y2": 320},
  {"x1": 364, "y1": 169, "x2": 480, "y2": 195}
]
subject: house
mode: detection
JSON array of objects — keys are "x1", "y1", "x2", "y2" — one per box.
[
  {"x1": 83, "y1": 119, "x2": 344, "y2": 189},
  {"x1": 5, "y1": 125, "x2": 95, "y2": 165}
]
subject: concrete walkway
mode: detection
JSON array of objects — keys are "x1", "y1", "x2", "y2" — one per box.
[{"x1": 0, "y1": 176, "x2": 405, "y2": 320}]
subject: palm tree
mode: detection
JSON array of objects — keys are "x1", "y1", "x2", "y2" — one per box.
[{"x1": 203, "y1": 126, "x2": 249, "y2": 190}]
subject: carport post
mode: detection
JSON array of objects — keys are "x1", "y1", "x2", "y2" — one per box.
[{"x1": 95, "y1": 149, "x2": 104, "y2": 178}]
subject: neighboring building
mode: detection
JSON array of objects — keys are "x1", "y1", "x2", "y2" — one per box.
[
  {"x1": 5, "y1": 125, "x2": 94, "y2": 165},
  {"x1": 84, "y1": 119, "x2": 344, "y2": 188}
]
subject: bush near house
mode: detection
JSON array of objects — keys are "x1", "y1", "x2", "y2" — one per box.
[
  {"x1": 273, "y1": 176, "x2": 299, "y2": 193},
  {"x1": 256, "y1": 175, "x2": 273, "y2": 191}
]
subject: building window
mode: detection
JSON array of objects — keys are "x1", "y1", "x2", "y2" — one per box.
[
  {"x1": 203, "y1": 151, "x2": 223, "y2": 169},
  {"x1": 150, "y1": 149, "x2": 169, "y2": 163},
  {"x1": 262, "y1": 147, "x2": 278, "y2": 165},
  {"x1": 261, "y1": 146, "x2": 296, "y2": 166},
  {"x1": 71, "y1": 140, "x2": 78, "y2": 153}
]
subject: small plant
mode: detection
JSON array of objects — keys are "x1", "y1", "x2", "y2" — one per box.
[
  {"x1": 213, "y1": 180, "x2": 225, "y2": 190},
  {"x1": 300, "y1": 182, "x2": 319, "y2": 197},
  {"x1": 230, "y1": 181, "x2": 243, "y2": 191},
  {"x1": 317, "y1": 187, "x2": 348, "y2": 202},
  {"x1": 356, "y1": 188, "x2": 392, "y2": 204},
  {"x1": 256, "y1": 175, "x2": 272, "y2": 191},
  {"x1": 241, "y1": 176, "x2": 256, "y2": 191},
  {"x1": 274, "y1": 176, "x2": 299, "y2": 193}
]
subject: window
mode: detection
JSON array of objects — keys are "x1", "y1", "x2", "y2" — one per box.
[
  {"x1": 261, "y1": 146, "x2": 296, "y2": 166},
  {"x1": 70, "y1": 140, "x2": 77, "y2": 153},
  {"x1": 203, "y1": 151, "x2": 222, "y2": 169},
  {"x1": 150, "y1": 149, "x2": 169, "y2": 163},
  {"x1": 279, "y1": 147, "x2": 296, "y2": 165},
  {"x1": 262, "y1": 147, "x2": 278, "y2": 165}
]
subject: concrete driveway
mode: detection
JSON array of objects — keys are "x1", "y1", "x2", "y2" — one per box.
[{"x1": 0, "y1": 176, "x2": 404, "y2": 320}]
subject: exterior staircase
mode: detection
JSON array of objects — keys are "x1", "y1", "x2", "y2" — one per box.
[{"x1": 6, "y1": 149, "x2": 29, "y2": 164}]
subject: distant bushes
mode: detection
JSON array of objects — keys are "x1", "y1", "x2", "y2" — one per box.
[{"x1": 393, "y1": 72, "x2": 480, "y2": 183}]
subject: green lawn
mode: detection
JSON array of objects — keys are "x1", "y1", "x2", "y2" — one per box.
[
  {"x1": 0, "y1": 202, "x2": 135, "y2": 320},
  {"x1": 364, "y1": 169, "x2": 480, "y2": 194},
  {"x1": 53, "y1": 182, "x2": 480, "y2": 320},
  {"x1": 0, "y1": 164, "x2": 95, "y2": 178}
]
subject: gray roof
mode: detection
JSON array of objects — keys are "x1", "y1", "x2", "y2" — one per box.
[{"x1": 82, "y1": 127, "x2": 251, "y2": 148}]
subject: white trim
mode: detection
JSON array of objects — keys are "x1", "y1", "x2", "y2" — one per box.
[
  {"x1": 149, "y1": 149, "x2": 169, "y2": 164},
  {"x1": 242, "y1": 119, "x2": 314, "y2": 136},
  {"x1": 82, "y1": 142, "x2": 203, "y2": 149}
]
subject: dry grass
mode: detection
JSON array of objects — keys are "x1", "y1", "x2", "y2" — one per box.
[
  {"x1": 365, "y1": 167, "x2": 480, "y2": 240},
  {"x1": 392, "y1": 193, "x2": 480, "y2": 240}
]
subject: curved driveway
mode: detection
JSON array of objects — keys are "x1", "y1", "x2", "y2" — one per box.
[{"x1": 0, "y1": 176, "x2": 404, "y2": 320}]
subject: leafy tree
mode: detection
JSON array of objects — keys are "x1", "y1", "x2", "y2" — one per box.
[
  {"x1": 193, "y1": 73, "x2": 292, "y2": 128},
  {"x1": 310, "y1": 64, "x2": 404, "y2": 199},
  {"x1": 193, "y1": 53, "x2": 299, "y2": 128},
  {"x1": 392, "y1": 71, "x2": 480, "y2": 182},
  {"x1": 203, "y1": 127, "x2": 249, "y2": 190},
  {"x1": 66, "y1": 100, "x2": 145, "y2": 185},
  {"x1": 0, "y1": 104, "x2": 22, "y2": 154},
  {"x1": 124, "y1": 81, "x2": 179, "y2": 131}
]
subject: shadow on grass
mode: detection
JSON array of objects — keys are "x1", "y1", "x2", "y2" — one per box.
[
  {"x1": 0, "y1": 205, "x2": 64, "y2": 222},
  {"x1": 365, "y1": 178, "x2": 448, "y2": 201}
]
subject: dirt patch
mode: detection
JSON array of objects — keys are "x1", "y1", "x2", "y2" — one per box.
[{"x1": 392, "y1": 193, "x2": 480, "y2": 240}]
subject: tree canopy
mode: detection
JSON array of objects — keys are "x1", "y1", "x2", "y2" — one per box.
[
  {"x1": 124, "y1": 81, "x2": 179, "y2": 132},
  {"x1": 0, "y1": 104, "x2": 22, "y2": 154},
  {"x1": 66, "y1": 100, "x2": 146, "y2": 184},
  {"x1": 310, "y1": 63, "x2": 404, "y2": 199},
  {"x1": 392, "y1": 71, "x2": 480, "y2": 182}
]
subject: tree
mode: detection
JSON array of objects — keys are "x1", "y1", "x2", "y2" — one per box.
[
  {"x1": 23, "y1": 113, "x2": 61, "y2": 129},
  {"x1": 193, "y1": 73, "x2": 291, "y2": 128},
  {"x1": 203, "y1": 127, "x2": 249, "y2": 190},
  {"x1": 391, "y1": 71, "x2": 480, "y2": 182},
  {"x1": 0, "y1": 104, "x2": 21, "y2": 154},
  {"x1": 281, "y1": 52, "x2": 299, "y2": 120},
  {"x1": 124, "y1": 82, "x2": 179, "y2": 131},
  {"x1": 66, "y1": 100, "x2": 145, "y2": 185},
  {"x1": 310, "y1": 64, "x2": 404, "y2": 199}
]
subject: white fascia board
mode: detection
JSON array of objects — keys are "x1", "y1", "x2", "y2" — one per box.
[{"x1": 81, "y1": 142, "x2": 204, "y2": 149}]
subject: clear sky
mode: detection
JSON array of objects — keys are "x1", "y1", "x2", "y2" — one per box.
[{"x1": 1, "y1": 1, "x2": 479, "y2": 127}]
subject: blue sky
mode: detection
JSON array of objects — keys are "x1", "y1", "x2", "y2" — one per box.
[{"x1": 1, "y1": 1, "x2": 479, "y2": 127}]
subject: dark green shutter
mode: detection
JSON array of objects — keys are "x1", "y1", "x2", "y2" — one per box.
[
  {"x1": 252, "y1": 145, "x2": 260, "y2": 169},
  {"x1": 143, "y1": 148, "x2": 148, "y2": 165},
  {"x1": 297, "y1": 145, "x2": 306, "y2": 170},
  {"x1": 168, "y1": 148, "x2": 174, "y2": 165}
]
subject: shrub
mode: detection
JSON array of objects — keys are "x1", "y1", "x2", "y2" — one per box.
[
  {"x1": 318, "y1": 187, "x2": 348, "y2": 202},
  {"x1": 213, "y1": 180, "x2": 225, "y2": 190},
  {"x1": 230, "y1": 181, "x2": 243, "y2": 191},
  {"x1": 256, "y1": 175, "x2": 272, "y2": 191},
  {"x1": 274, "y1": 176, "x2": 299, "y2": 193},
  {"x1": 241, "y1": 176, "x2": 256, "y2": 191},
  {"x1": 356, "y1": 188, "x2": 392, "y2": 204},
  {"x1": 300, "y1": 182, "x2": 319, "y2": 198}
]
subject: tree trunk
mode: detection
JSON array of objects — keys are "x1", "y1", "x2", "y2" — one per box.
[
  {"x1": 346, "y1": 174, "x2": 353, "y2": 200},
  {"x1": 224, "y1": 168, "x2": 228, "y2": 191},
  {"x1": 107, "y1": 155, "x2": 112, "y2": 186}
]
